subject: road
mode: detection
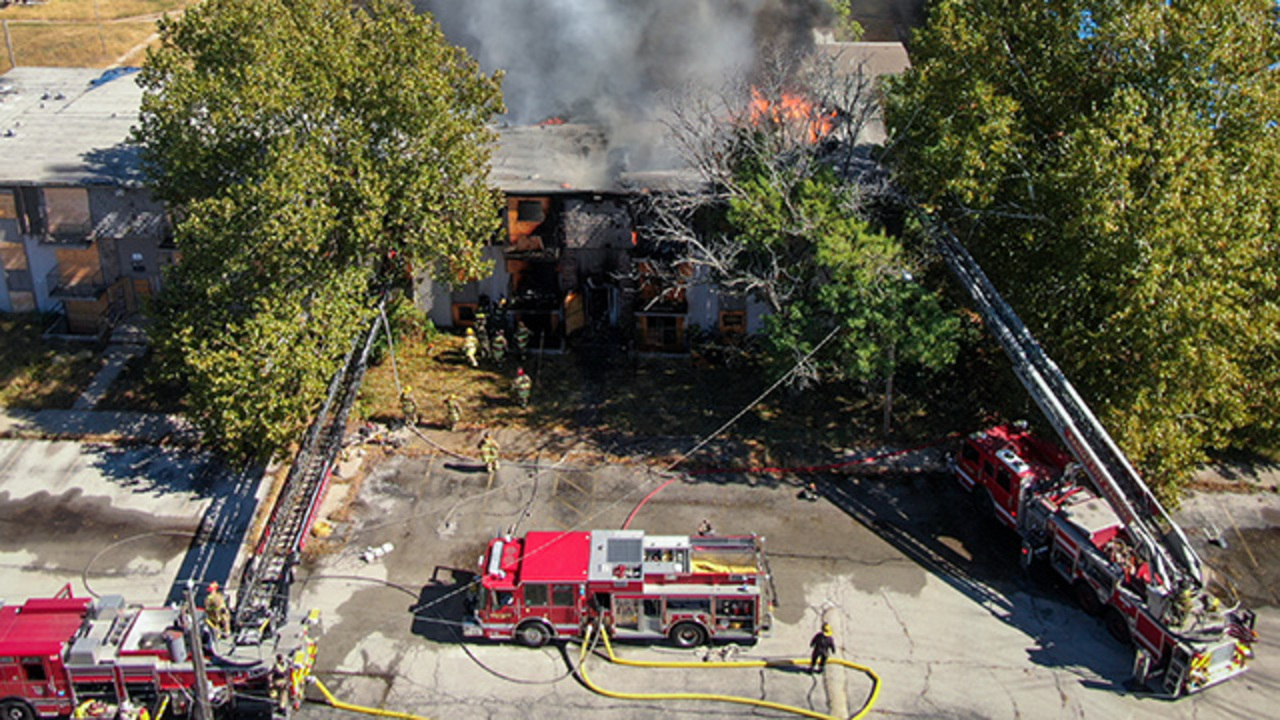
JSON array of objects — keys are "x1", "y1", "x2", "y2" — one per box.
[{"x1": 291, "y1": 435, "x2": 1280, "y2": 719}]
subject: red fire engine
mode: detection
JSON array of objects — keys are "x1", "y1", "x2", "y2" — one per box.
[
  {"x1": 954, "y1": 424, "x2": 1256, "y2": 696},
  {"x1": 0, "y1": 585, "x2": 316, "y2": 719},
  {"x1": 462, "y1": 530, "x2": 772, "y2": 648}
]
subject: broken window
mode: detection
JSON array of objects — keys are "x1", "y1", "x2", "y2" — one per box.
[{"x1": 516, "y1": 200, "x2": 545, "y2": 223}]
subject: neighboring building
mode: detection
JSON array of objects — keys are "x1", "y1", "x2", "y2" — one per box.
[
  {"x1": 1, "y1": 40, "x2": 908, "y2": 346},
  {"x1": 0, "y1": 67, "x2": 171, "y2": 336}
]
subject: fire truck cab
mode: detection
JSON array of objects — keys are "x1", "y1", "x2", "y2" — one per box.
[
  {"x1": 953, "y1": 426, "x2": 1257, "y2": 696},
  {"x1": 0, "y1": 585, "x2": 317, "y2": 719},
  {"x1": 463, "y1": 530, "x2": 772, "y2": 648}
]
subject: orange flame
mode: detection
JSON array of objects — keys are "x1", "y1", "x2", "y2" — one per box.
[
  {"x1": 538, "y1": 116, "x2": 567, "y2": 126},
  {"x1": 748, "y1": 88, "x2": 835, "y2": 143}
]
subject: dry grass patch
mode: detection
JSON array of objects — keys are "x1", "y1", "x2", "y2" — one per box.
[
  {"x1": 0, "y1": 315, "x2": 101, "y2": 409},
  {"x1": 0, "y1": 0, "x2": 186, "y2": 22},
  {"x1": 2, "y1": 20, "x2": 160, "y2": 70}
]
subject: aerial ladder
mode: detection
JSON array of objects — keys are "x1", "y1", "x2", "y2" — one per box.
[
  {"x1": 929, "y1": 217, "x2": 1201, "y2": 596},
  {"x1": 234, "y1": 307, "x2": 383, "y2": 640}
]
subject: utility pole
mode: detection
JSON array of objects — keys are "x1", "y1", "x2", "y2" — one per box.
[{"x1": 184, "y1": 589, "x2": 214, "y2": 720}]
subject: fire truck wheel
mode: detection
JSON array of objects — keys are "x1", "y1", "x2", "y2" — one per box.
[
  {"x1": 1074, "y1": 581, "x2": 1102, "y2": 616},
  {"x1": 669, "y1": 622, "x2": 708, "y2": 648},
  {"x1": 517, "y1": 620, "x2": 553, "y2": 648},
  {"x1": 0, "y1": 699, "x2": 35, "y2": 720},
  {"x1": 1104, "y1": 608, "x2": 1133, "y2": 646}
]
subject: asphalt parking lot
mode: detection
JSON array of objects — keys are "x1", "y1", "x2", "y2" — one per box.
[
  {"x1": 291, "y1": 430, "x2": 1280, "y2": 720},
  {"x1": 0, "y1": 437, "x2": 259, "y2": 604}
]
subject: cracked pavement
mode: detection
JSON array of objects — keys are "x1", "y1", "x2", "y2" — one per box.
[{"x1": 290, "y1": 439, "x2": 1280, "y2": 719}]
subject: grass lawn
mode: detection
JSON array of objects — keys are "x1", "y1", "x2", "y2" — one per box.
[
  {"x1": 94, "y1": 348, "x2": 186, "y2": 413},
  {"x1": 358, "y1": 329, "x2": 986, "y2": 468},
  {"x1": 0, "y1": 0, "x2": 191, "y2": 72},
  {"x1": 0, "y1": 315, "x2": 102, "y2": 409}
]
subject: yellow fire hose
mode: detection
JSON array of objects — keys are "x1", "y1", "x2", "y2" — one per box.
[
  {"x1": 310, "y1": 628, "x2": 880, "y2": 720},
  {"x1": 310, "y1": 677, "x2": 432, "y2": 720},
  {"x1": 576, "y1": 625, "x2": 881, "y2": 720}
]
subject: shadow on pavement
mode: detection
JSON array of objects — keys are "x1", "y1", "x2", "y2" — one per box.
[
  {"x1": 819, "y1": 465, "x2": 1133, "y2": 693},
  {"x1": 410, "y1": 567, "x2": 477, "y2": 644}
]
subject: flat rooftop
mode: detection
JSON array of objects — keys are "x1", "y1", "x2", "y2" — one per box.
[{"x1": 0, "y1": 67, "x2": 145, "y2": 186}]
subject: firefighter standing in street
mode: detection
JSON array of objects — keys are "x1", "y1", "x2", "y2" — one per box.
[
  {"x1": 809, "y1": 623, "x2": 836, "y2": 674},
  {"x1": 492, "y1": 330, "x2": 509, "y2": 365},
  {"x1": 513, "y1": 367, "x2": 532, "y2": 408},
  {"x1": 481, "y1": 433, "x2": 501, "y2": 487},
  {"x1": 270, "y1": 653, "x2": 293, "y2": 715},
  {"x1": 515, "y1": 321, "x2": 532, "y2": 360},
  {"x1": 463, "y1": 328, "x2": 479, "y2": 367},
  {"x1": 204, "y1": 581, "x2": 230, "y2": 637},
  {"x1": 445, "y1": 393, "x2": 463, "y2": 431}
]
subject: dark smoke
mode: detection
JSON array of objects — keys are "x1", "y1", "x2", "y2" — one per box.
[{"x1": 414, "y1": 0, "x2": 833, "y2": 126}]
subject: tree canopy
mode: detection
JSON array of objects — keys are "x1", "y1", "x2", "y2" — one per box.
[
  {"x1": 135, "y1": 0, "x2": 504, "y2": 457},
  {"x1": 883, "y1": 0, "x2": 1280, "y2": 494},
  {"x1": 654, "y1": 52, "x2": 959, "y2": 420}
]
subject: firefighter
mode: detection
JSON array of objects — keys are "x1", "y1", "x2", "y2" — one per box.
[
  {"x1": 512, "y1": 367, "x2": 532, "y2": 408},
  {"x1": 798, "y1": 480, "x2": 820, "y2": 501},
  {"x1": 475, "y1": 311, "x2": 491, "y2": 360},
  {"x1": 400, "y1": 387, "x2": 419, "y2": 427},
  {"x1": 809, "y1": 623, "x2": 836, "y2": 674},
  {"x1": 463, "y1": 328, "x2": 479, "y2": 367},
  {"x1": 697, "y1": 519, "x2": 714, "y2": 536},
  {"x1": 481, "y1": 433, "x2": 501, "y2": 486},
  {"x1": 515, "y1": 321, "x2": 532, "y2": 360},
  {"x1": 204, "y1": 581, "x2": 230, "y2": 637},
  {"x1": 492, "y1": 330, "x2": 509, "y2": 365},
  {"x1": 270, "y1": 653, "x2": 293, "y2": 715},
  {"x1": 445, "y1": 393, "x2": 463, "y2": 431}
]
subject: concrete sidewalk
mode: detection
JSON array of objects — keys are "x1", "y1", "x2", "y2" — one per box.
[{"x1": 0, "y1": 407, "x2": 200, "y2": 445}]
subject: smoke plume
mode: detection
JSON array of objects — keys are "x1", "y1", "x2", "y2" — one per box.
[{"x1": 415, "y1": 0, "x2": 833, "y2": 127}]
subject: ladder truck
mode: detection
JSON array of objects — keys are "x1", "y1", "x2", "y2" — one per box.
[{"x1": 932, "y1": 219, "x2": 1256, "y2": 696}]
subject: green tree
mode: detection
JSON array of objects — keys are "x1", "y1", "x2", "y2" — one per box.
[
  {"x1": 884, "y1": 0, "x2": 1280, "y2": 495},
  {"x1": 135, "y1": 0, "x2": 504, "y2": 457},
  {"x1": 656, "y1": 59, "x2": 959, "y2": 430}
]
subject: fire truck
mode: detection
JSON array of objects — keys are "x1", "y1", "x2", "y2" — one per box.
[
  {"x1": 0, "y1": 585, "x2": 317, "y2": 720},
  {"x1": 930, "y1": 219, "x2": 1257, "y2": 696},
  {"x1": 462, "y1": 530, "x2": 773, "y2": 648}
]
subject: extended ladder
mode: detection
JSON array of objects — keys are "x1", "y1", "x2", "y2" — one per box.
[
  {"x1": 930, "y1": 218, "x2": 1203, "y2": 589},
  {"x1": 233, "y1": 309, "x2": 382, "y2": 638}
]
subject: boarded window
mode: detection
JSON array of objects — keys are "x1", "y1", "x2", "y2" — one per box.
[
  {"x1": 0, "y1": 189, "x2": 16, "y2": 220},
  {"x1": 719, "y1": 311, "x2": 745, "y2": 336},
  {"x1": 45, "y1": 187, "x2": 91, "y2": 236}
]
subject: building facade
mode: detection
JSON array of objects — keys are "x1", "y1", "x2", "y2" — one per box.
[{"x1": 0, "y1": 67, "x2": 171, "y2": 336}]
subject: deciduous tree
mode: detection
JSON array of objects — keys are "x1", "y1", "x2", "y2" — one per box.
[
  {"x1": 884, "y1": 0, "x2": 1280, "y2": 495},
  {"x1": 135, "y1": 0, "x2": 504, "y2": 456},
  {"x1": 653, "y1": 50, "x2": 959, "y2": 428}
]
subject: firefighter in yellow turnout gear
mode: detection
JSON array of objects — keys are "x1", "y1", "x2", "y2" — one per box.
[
  {"x1": 513, "y1": 368, "x2": 532, "y2": 408},
  {"x1": 204, "y1": 581, "x2": 230, "y2": 637},
  {"x1": 463, "y1": 328, "x2": 479, "y2": 367},
  {"x1": 481, "y1": 433, "x2": 500, "y2": 488}
]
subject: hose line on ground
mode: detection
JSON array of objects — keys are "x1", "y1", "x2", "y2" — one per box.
[{"x1": 571, "y1": 622, "x2": 881, "y2": 720}]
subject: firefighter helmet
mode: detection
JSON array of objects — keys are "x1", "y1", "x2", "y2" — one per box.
[
  {"x1": 822, "y1": 623, "x2": 832, "y2": 636},
  {"x1": 466, "y1": 328, "x2": 475, "y2": 335}
]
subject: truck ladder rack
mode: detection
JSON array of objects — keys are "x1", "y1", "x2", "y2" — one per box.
[
  {"x1": 233, "y1": 306, "x2": 383, "y2": 635},
  {"x1": 930, "y1": 219, "x2": 1203, "y2": 589}
]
